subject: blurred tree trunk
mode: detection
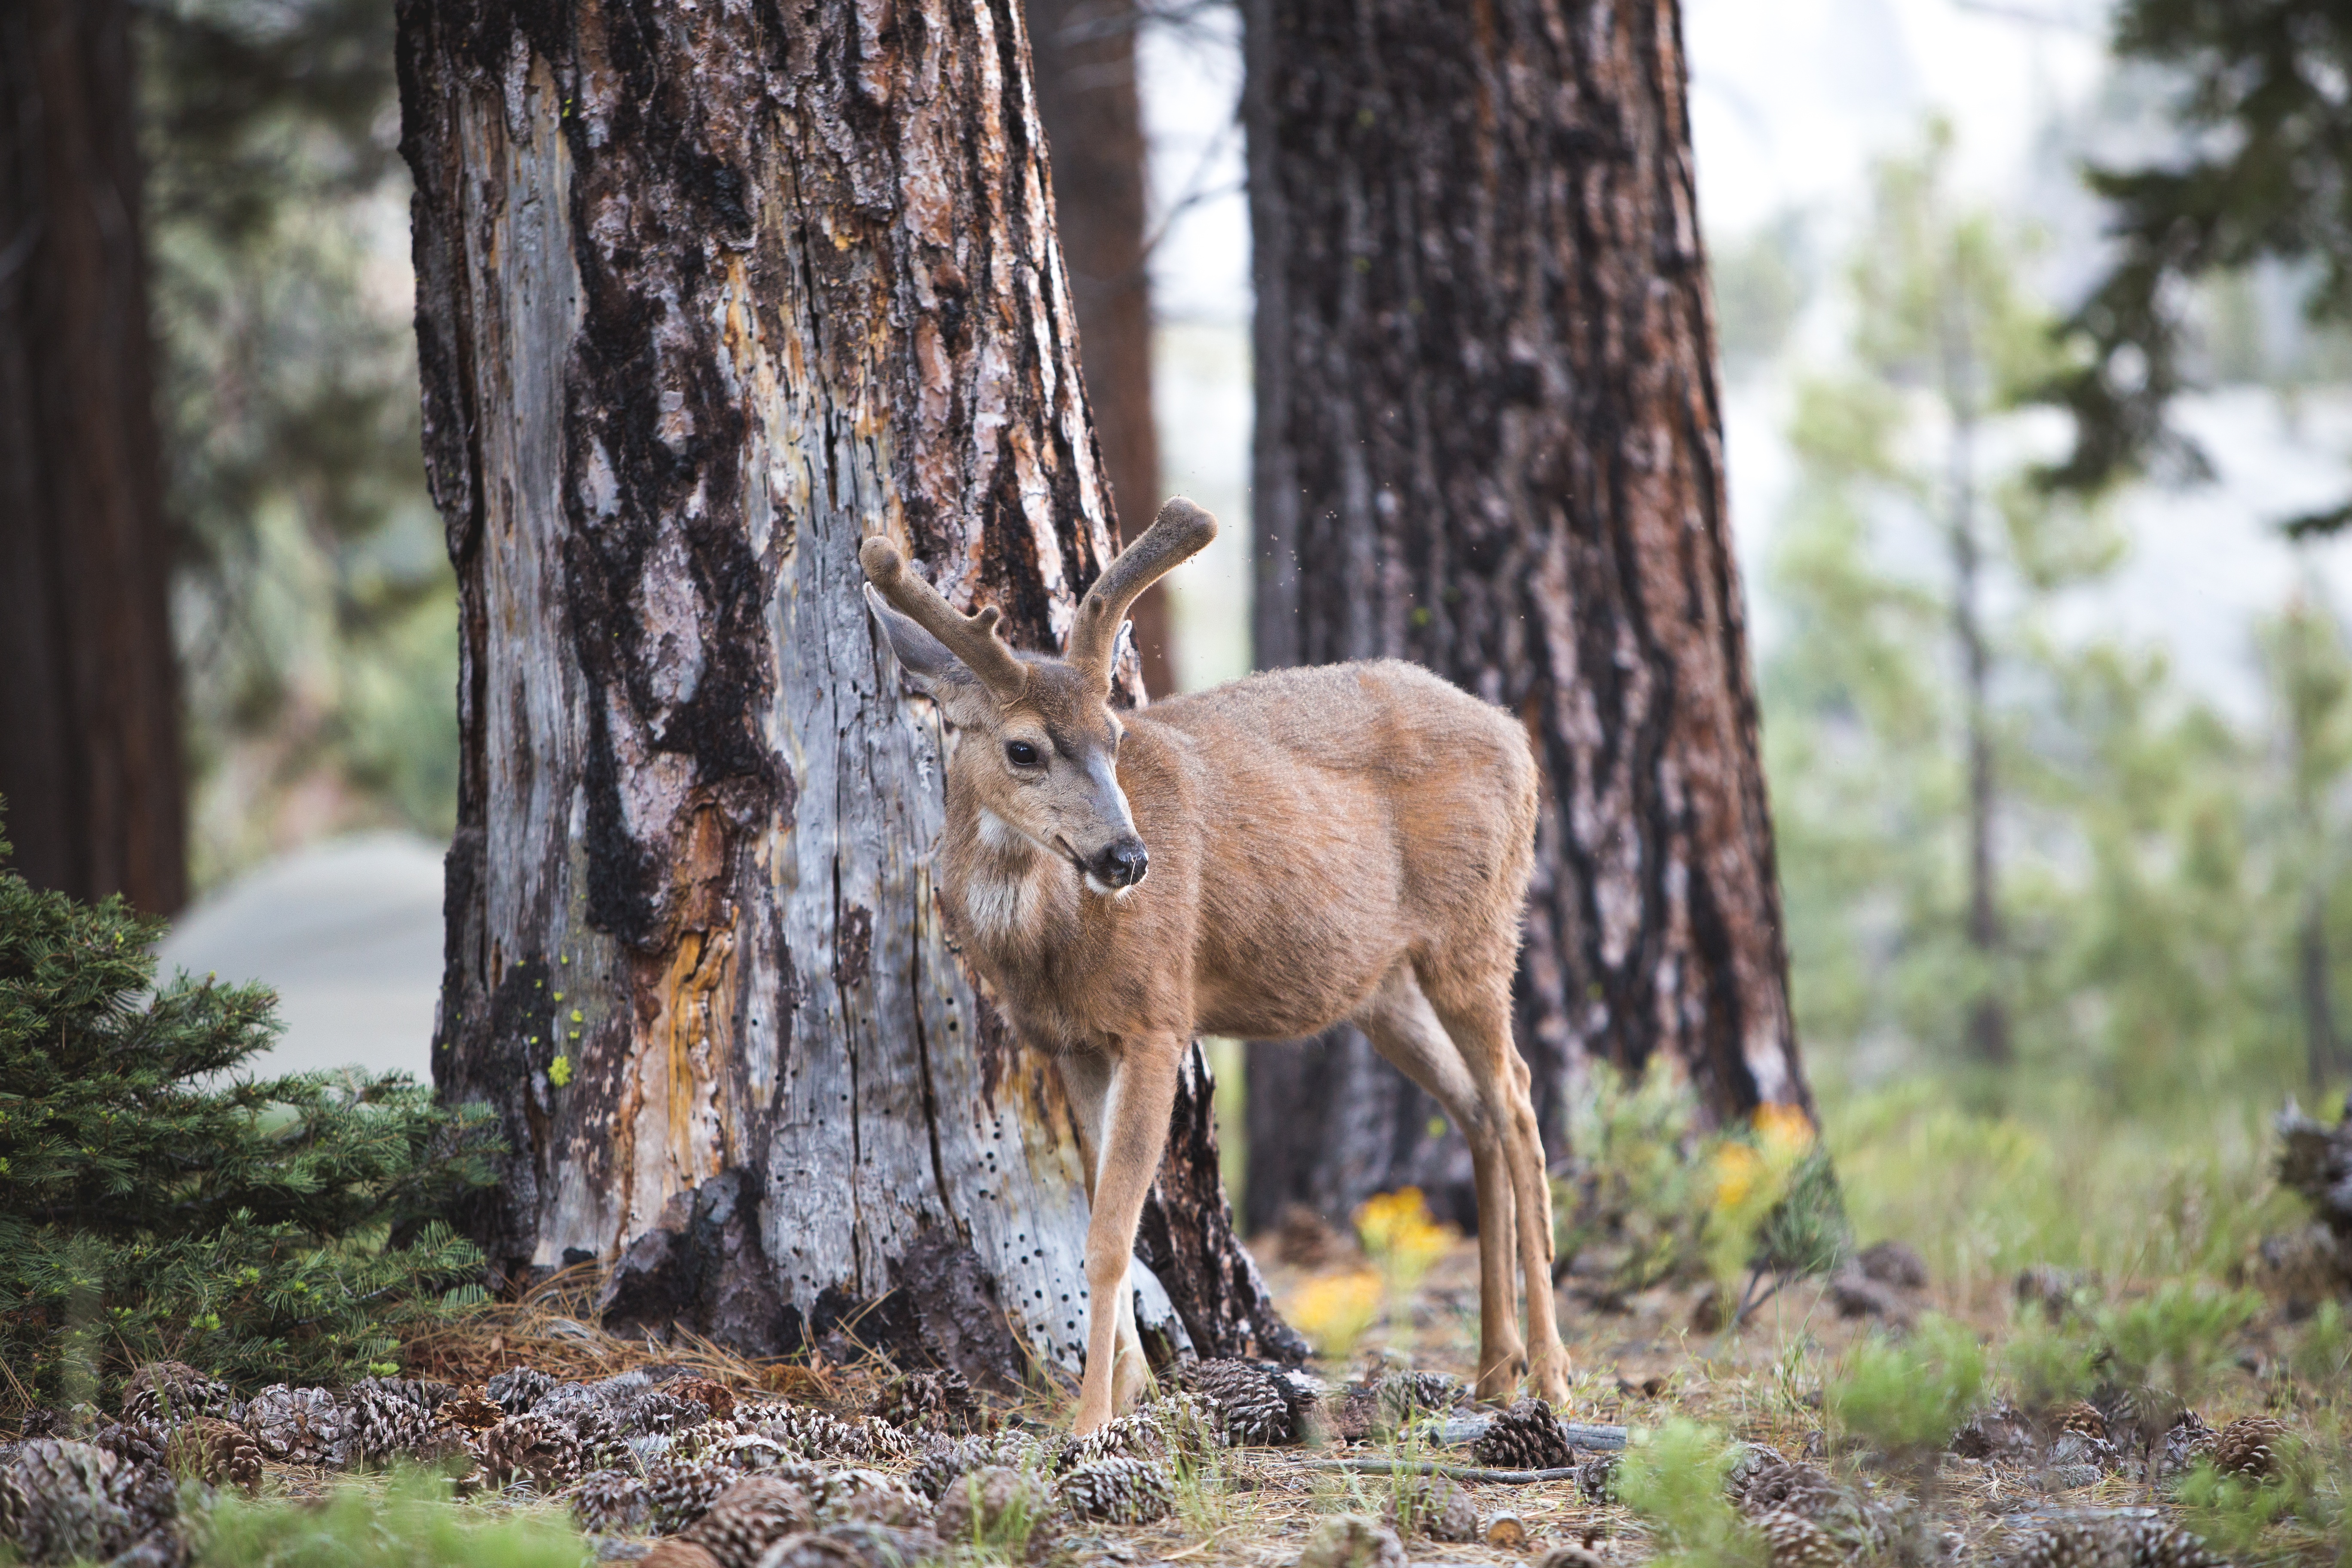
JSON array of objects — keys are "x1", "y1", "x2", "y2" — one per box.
[
  {"x1": 1027, "y1": 0, "x2": 1173, "y2": 696},
  {"x1": 0, "y1": 0, "x2": 185, "y2": 914},
  {"x1": 1242, "y1": 0, "x2": 1813, "y2": 1232},
  {"x1": 399, "y1": 0, "x2": 1291, "y2": 1381}
]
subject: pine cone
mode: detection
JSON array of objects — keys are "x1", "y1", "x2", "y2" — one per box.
[
  {"x1": 2210, "y1": 1415, "x2": 2289, "y2": 1479},
  {"x1": 1737, "y1": 1461, "x2": 1841, "y2": 1520},
  {"x1": 2047, "y1": 1430, "x2": 2122, "y2": 1474},
  {"x1": 1575, "y1": 1452, "x2": 1620, "y2": 1505},
  {"x1": 640, "y1": 1543, "x2": 725, "y2": 1568},
  {"x1": 1725, "y1": 1444, "x2": 1793, "y2": 1505},
  {"x1": 120, "y1": 1363, "x2": 237, "y2": 1427},
  {"x1": 2056, "y1": 1401, "x2": 2108, "y2": 1443},
  {"x1": 2160, "y1": 1411, "x2": 2217, "y2": 1478},
  {"x1": 1472, "y1": 1398, "x2": 1573, "y2": 1470},
  {"x1": 245, "y1": 1384, "x2": 350, "y2": 1467},
  {"x1": 647, "y1": 1458, "x2": 734, "y2": 1533},
  {"x1": 1383, "y1": 1473, "x2": 1478, "y2": 1541},
  {"x1": 2004, "y1": 1517, "x2": 2226, "y2": 1568},
  {"x1": 345, "y1": 1380, "x2": 438, "y2": 1465},
  {"x1": 665, "y1": 1377, "x2": 738, "y2": 1425},
  {"x1": 815, "y1": 1468, "x2": 930, "y2": 1529},
  {"x1": 1376, "y1": 1371, "x2": 1464, "y2": 1427},
  {"x1": 681, "y1": 1474, "x2": 818, "y2": 1568},
  {"x1": 934, "y1": 1465, "x2": 1050, "y2": 1547},
  {"x1": 869, "y1": 1368, "x2": 977, "y2": 1436},
  {"x1": 574, "y1": 1467, "x2": 654, "y2": 1534},
  {"x1": 1298, "y1": 1514, "x2": 1408, "y2": 1568},
  {"x1": 1057, "y1": 1457, "x2": 1174, "y2": 1525},
  {"x1": 485, "y1": 1366, "x2": 558, "y2": 1416},
  {"x1": 907, "y1": 1433, "x2": 1044, "y2": 1500},
  {"x1": 0, "y1": 1438, "x2": 156, "y2": 1565},
  {"x1": 1176, "y1": 1360, "x2": 1292, "y2": 1445},
  {"x1": 90, "y1": 1420, "x2": 174, "y2": 1473},
  {"x1": 471, "y1": 1413, "x2": 584, "y2": 1488},
  {"x1": 1057, "y1": 1409, "x2": 1170, "y2": 1471},
  {"x1": 436, "y1": 1388, "x2": 505, "y2": 1433},
  {"x1": 1758, "y1": 1510, "x2": 1846, "y2": 1568},
  {"x1": 1953, "y1": 1401, "x2": 2036, "y2": 1463},
  {"x1": 168, "y1": 1417, "x2": 262, "y2": 1493}
]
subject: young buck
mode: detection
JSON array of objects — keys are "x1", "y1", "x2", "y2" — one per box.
[{"x1": 860, "y1": 497, "x2": 1570, "y2": 1432}]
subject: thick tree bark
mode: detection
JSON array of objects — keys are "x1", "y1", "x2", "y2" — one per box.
[
  {"x1": 399, "y1": 0, "x2": 1289, "y2": 1384},
  {"x1": 1243, "y1": 0, "x2": 1813, "y2": 1231},
  {"x1": 1026, "y1": 0, "x2": 1172, "y2": 696},
  {"x1": 0, "y1": 0, "x2": 184, "y2": 914}
]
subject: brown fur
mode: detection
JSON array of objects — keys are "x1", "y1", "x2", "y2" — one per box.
[{"x1": 862, "y1": 501, "x2": 1570, "y2": 1431}]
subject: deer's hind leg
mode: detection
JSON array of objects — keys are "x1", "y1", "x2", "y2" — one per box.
[
  {"x1": 1423, "y1": 973, "x2": 1571, "y2": 1408},
  {"x1": 1351, "y1": 965, "x2": 1525, "y2": 1400}
]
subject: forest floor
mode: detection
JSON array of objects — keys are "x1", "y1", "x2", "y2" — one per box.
[{"x1": 171, "y1": 1222, "x2": 2347, "y2": 1568}]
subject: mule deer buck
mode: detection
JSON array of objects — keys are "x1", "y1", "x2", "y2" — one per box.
[{"x1": 860, "y1": 497, "x2": 1569, "y2": 1432}]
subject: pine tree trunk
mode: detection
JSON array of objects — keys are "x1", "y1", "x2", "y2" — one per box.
[
  {"x1": 1026, "y1": 0, "x2": 1172, "y2": 696},
  {"x1": 1242, "y1": 0, "x2": 1813, "y2": 1230},
  {"x1": 398, "y1": 0, "x2": 1289, "y2": 1383},
  {"x1": 0, "y1": 0, "x2": 185, "y2": 914}
]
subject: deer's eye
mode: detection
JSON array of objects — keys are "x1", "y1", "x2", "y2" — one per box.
[{"x1": 1004, "y1": 740, "x2": 1041, "y2": 769}]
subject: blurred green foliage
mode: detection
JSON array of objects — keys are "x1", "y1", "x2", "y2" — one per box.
[
  {"x1": 1825, "y1": 1317, "x2": 1985, "y2": 1473},
  {"x1": 143, "y1": 0, "x2": 454, "y2": 890},
  {"x1": 194, "y1": 1470, "x2": 588, "y2": 1567},
  {"x1": 1764, "y1": 122, "x2": 2352, "y2": 1297},
  {"x1": 0, "y1": 818, "x2": 496, "y2": 1397},
  {"x1": 1614, "y1": 1418, "x2": 1766, "y2": 1568}
]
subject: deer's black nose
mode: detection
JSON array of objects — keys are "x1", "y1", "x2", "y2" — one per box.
[{"x1": 1093, "y1": 836, "x2": 1149, "y2": 889}]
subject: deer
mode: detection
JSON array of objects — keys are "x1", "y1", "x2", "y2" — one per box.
[{"x1": 859, "y1": 496, "x2": 1571, "y2": 1433}]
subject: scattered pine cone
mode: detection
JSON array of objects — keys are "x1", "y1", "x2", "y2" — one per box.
[
  {"x1": 1376, "y1": 1370, "x2": 1464, "y2": 1427},
  {"x1": 1384, "y1": 1473, "x2": 1478, "y2": 1542},
  {"x1": 168, "y1": 1417, "x2": 262, "y2": 1493},
  {"x1": 1724, "y1": 1444, "x2": 1793, "y2": 1505},
  {"x1": 1575, "y1": 1452, "x2": 1620, "y2": 1505},
  {"x1": 664, "y1": 1377, "x2": 738, "y2": 1426},
  {"x1": 2056, "y1": 1401, "x2": 2108, "y2": 1442},
  {"x1": 0, "y1": 1439, "x2": 159, "y2": 1565},
  {"x1": 2211, "y1": 1415, "x2": 2290, "y2": 1479},
  {"x1": 1056, "y1": 1409, "x2": 1169, "y2": 1471},
  {"x1": 89, "y1": 1420, "x2": 173, "y2": 1473},
  {"x1": 1758, "y1": 1510, "x2": 1847, "y2": 1568},
  {"x1": 2047, "y1": 1430, "x2": 2122, "y2": 1474},
  {"x1": 646, "y1": 1458, "x2": 734, "y2": 1534},
  {"x1": 2160, "y1": 1411, "x2": 2217, "y2": 1478},
  {"x1": 639, "y1": 1543, "x2": 724, "y2": 1568},
  {"x1": 1057, "y1": 1456, "x2": 1174, "y2": 1525},
  {"x1": 680, "y1": 1474, "x2": 817, "y2": 1568},
  {"x1": 1298, "y1": 1514, "x2": 1408, "y2": 1568},
  {"x1": 1178, "y1": 1360, "x2": 1293, "y2": 1445},
  {"x1": 344, "y1": 1380, "x2": 439, "y2": 1465},
  {"x1": 815, "y1": 1468, "x2": 930, "y2": 1529},
  {"x1": 2005, "y1": 1517, "x2": 2226, "y2": 1568},
  {"x1": 471, "y1": 1413, "x2": 583, "y2": 1488},
  {"x1": 740, "y1": 1406, "x2": 908, "y2": 1463},
  {"x1": 1952, "y1": 1401, "x2": 2036, "y2": 1463},
  {"x1": 1737, "y1": 1461, "x2": 1841, "y2": 1521},
  {"x1": 485, "y1": 1366, "x2": 557, "y2": 1415},
  {"x1": 245, "y1": 1384, "x2": 349, "y2": 1467},
  {"x1": 120, "y1": 1362, "x2": 237, "y2": 1428},
  {"x1": 436, "y1": 1388, "x2": 506, "y2": 1433},
  {"x1": 934, "y1": 1465, "x2": 1051, "y2": 1546},
  {"x1": 1473, "y1": 1398, "x2": 1573, "y2": 1470},
  {"x1": 907, "y1": 1433, "x2": 1044, "y2": 1500},
  {"x1": 574, "y1": 1468, "x2": 654, "y2": 1534},
  {"x1": 869, "y1": 1369, "x2": 977, "y2": 1436}
]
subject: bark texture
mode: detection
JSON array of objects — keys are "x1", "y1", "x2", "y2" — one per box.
[
  {"x1": 0, "y1": 0, "x2": 185, "y2": 914},
  {"x1": 1026, "y1": 0, "x2": 1171, "y2": 695},
  {"x1": 1242, "y1": 0, "x2": 1813, "y2": 1229},
  {"x1": 399, "y1": 0, "x2": 1285, "y2": 1381}
]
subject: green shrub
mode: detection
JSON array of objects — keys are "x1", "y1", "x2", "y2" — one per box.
[
  {"x1": 2000, "y1": 1308, "x2": 2099, "y2": 1416},
  {"x1": 2095, "y1": 1282, "x2": 2260, "y2": 1442},
  {"x1": 2174, "y1": 1456, "x2": 2309, "y2": 1562},
  {"x1": 1827, "y1": 1316, "x2": 1984, "y2": 1473},
  {"x1": 1614, "y1": 1418, "x2": 1767, "y2": 1568},
  {"x1": 194, "y1": 1470, "x2": 588, "y2": 1566},
  {"x1": 0, "y1": 820, "x2": 499, "y2": 1400}
]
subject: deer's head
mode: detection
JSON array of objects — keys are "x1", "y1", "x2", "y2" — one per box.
[{"x1": 861, "y1": 499, "x2": 1217, "y2": 894}]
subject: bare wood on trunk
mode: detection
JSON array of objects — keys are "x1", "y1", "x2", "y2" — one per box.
[
  {"x1": 398, "y1": 0, "x2": 1280, "y2": 1381},
  {"x1": 1243, "y1": 0, "x2": 1815, "y2": 1222},
  {"x1": 0, "y1": 0, "x2": 184, "y2": 913}
]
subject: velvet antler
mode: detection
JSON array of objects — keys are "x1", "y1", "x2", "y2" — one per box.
[
  {"x1": 859, "y1": 536, "x2": 1031, "y2": 701},
  {"x1": 1066, "y1": 497, "x2": 1219, "y2": 689}
]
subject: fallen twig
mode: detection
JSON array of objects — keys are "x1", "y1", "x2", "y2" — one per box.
[{"x1": 1298, "y1": 1458, "x2": 1586, "y2": 1485}]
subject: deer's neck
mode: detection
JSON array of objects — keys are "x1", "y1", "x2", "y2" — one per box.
[{"x1": 950, "y1": 802, "x2": 1079, "y2": 964}]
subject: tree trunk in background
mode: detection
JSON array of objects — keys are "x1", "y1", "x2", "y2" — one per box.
[
  {"x1": 400, "y1": 0, "x2": 1292, "y2": 1384},
  {"x1": 0, "y1": 0, "x2": 185, "y2": 915},
  {"x1": 1026, "y1": 0, "x2": 1173, "y2": 696},
  {"x1": 1242, "y1": 0, "x2": 1813, "y2": 1233}
]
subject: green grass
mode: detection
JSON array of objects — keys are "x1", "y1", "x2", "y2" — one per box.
[{"x1": 191, "y1": 1471, "x2": 588, "y2": 1568}]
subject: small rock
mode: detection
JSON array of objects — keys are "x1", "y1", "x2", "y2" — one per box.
[
  {"x1": 1295, "y1": 1513, "x2": 1407, "y2": 1568},
  {"x1": 1534, "y1": 1544, "x2": 1611, "y2": 1568}
]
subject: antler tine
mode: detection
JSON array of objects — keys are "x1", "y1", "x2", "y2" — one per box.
[
  {"x1": 1067, "y1": 497, "x2": 1220, "y2": 687},
  {"x1": 860, "y1": 536, "x2": 1031, "y2": 700}
]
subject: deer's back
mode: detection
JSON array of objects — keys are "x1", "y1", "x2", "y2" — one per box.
[{"x1": 1136, "y1": 659, "x2": 1535, "y2": 1038}]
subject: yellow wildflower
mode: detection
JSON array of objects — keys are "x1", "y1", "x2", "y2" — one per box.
[{"x1": 1286, "y1": 1270, "x2": 1383, "y2": 1359}]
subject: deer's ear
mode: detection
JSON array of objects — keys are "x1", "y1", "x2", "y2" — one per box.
[{"x1": 865, "y1": 585, "x2": 997, "y2": 726}]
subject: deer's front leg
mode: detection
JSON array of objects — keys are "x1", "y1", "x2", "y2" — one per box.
[{"x1": 1059, "y1": 1040, "x2": 1180, "y2": 1434}]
